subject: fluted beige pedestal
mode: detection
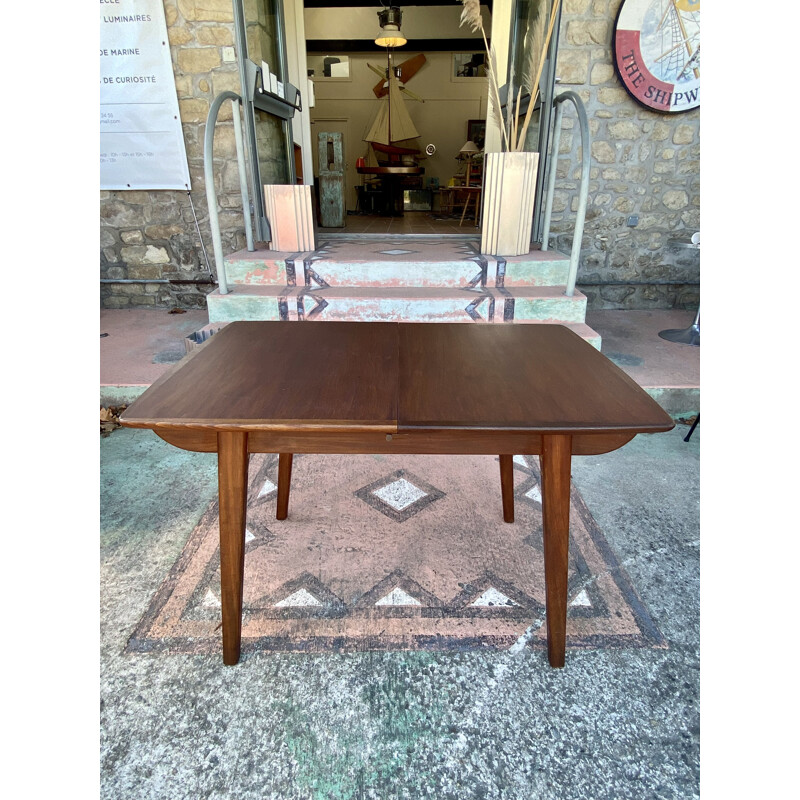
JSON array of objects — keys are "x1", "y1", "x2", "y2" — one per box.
[
  {"x1": 264, "y1": 184, "x2": 316, "y2": 252},
  {"x1": 480, "y1": 152, "x2": 540, "y2": 257}
]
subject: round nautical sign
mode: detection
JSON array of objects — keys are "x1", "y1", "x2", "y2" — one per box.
[{"x1": 613, "y1": 0, "x2": 700, "y2": 113}]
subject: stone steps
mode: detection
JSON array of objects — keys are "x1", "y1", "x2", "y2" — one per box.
[
  {"x1": 194, "y1": 314, "x2": 600, "y2": 350},
  {"x1": 224, "y1": 239, "x2": 573, "y2": 289},
  {"x1": 212, "y1": 237, "x2": 601, "y2": 348},
  {"x1": 206, "y1": 285, "x2": 597, "y2": 344}
]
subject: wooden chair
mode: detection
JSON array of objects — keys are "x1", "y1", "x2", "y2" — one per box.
[{"x1": 459, "y1": 187, "x2": 481, "y2": 227}]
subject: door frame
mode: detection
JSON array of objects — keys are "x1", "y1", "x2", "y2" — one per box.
[
  {"x1": 232, "y1": 0, "x2": 297, "y2": 242},
  {"x1": 232, "y1": 1, "x2": 562, "y2": 243}
]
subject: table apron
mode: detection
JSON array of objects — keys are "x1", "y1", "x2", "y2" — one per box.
[{"x1": 153, "y1": 428, "x2": 635, "y2": 456}]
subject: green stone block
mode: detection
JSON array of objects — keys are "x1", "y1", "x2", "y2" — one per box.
[
  {"x1": 513, "y1": 297, "x2": 586, "y2": 322},
  {"x1": 207, "y1": 295, "x2": 283, "y2": 322}
]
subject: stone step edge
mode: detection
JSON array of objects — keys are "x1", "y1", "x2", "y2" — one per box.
[
  {"x1": 223, "y1": 245, "x2": 570, "y2": 264},
  {"x1": 207, "y1": 285, "x2": 587, "y2": 301},
  {"x1": 187, "y1": 319, "x2": 598, "y2": 335},
  {"x1": 320, "y1": 232, "x2": 478, "y2": 241},
  {"x1": 224, "y1": 247, "x2": 573, "y2": 290},
  {"x1": 224, "y1": 246, "x2": 571, "y2": 267}
]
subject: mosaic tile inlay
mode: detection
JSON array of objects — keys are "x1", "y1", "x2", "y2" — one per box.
[{"x1": 127, "y1": 453, "x2": 666, "y2": 655}]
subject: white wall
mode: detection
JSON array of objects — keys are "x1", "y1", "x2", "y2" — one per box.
[{"x1": 303, "y1": 6, "x2": 493, "y2": 41}]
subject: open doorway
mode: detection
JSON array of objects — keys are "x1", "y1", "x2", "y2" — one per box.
[
  {"x1": 234, "y1": 1, "x2": 560, "y2": 242},
  {"x1": 302, "y1": 3, "x2": 493, "y2": 235}
]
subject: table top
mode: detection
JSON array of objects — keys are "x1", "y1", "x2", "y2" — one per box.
[{"x1": 121, "y1": 322, "x2": 674, "y2": 436}]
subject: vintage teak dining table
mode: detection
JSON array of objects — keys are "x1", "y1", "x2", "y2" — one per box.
[{"x1": 120, "y1": 321, "x2": 674, "y2": 667}]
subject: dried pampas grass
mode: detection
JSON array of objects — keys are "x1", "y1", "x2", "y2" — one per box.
[
  {"x1": 460, "y1": 0, "x2": 562, "y2": 152},
  {"x1": 459, "y1": 0, "x2": 509, "y2": 151},
  {"x1": 459, "y1": 0, "x2": 483, "y2": 33}
]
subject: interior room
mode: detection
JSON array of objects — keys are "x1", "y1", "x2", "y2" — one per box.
[{"x1": 304, "y1": 3, "x2": 493, "y2": 234}]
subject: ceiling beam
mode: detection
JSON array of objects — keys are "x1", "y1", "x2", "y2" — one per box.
[
  {"x1": 306, "y1": 38, "x2": 488, "y2": 53},
  {"x1": 303, "y1": 1, "x2": 492, "y2": 9}
]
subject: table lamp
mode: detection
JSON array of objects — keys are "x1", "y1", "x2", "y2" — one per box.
[{"x1": 459, "y1": 140, "x2": 480, "y2": 186}]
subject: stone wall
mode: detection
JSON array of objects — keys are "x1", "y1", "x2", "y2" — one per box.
[
  {"x1": 101, "y1": 0, "x2": 251, "y2": 309},
  {"x1": 550, "y1": 0, "x2": 700, "y2": 309}
]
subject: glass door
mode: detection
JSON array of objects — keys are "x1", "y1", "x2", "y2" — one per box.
[
  {"x1": 233, "y1": 0, "x2": 294, "y2": 242},
  {"x1": 506, "y1": 0, "x2": 563, "y2": 244}
]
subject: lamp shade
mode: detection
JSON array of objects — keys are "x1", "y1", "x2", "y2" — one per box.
[
  {"x1": 375, "y1": 7, "x2": 407, "y2": 47},
  {"x1": 375, "y1": 29, "x2": 407, "y2": 47},
  {"x1": 459, "y1": 141, "x2": 480, "y2": 155}
]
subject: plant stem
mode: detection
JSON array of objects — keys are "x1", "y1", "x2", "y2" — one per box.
[
  {"x1": 505, "y1": 73, "x2": 515, "y2": 149},
  {"x1": 512, "y1": 86, "x2": 522, "y2": 151},
  {"x1": 482, "y1": 28, "x2": 510, "y2": 152}
]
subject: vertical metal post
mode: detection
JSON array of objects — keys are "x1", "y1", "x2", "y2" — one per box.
[
  {"x1": 275, "y1": 0, "x2": 297, "y2": 184},
  {"x1": 539, "y1": 90, "x2": 591, "y2": 296},
  {"x1": 540, "y1": 101, "x2": 564, "y2": 252},
  {"x1": 562, "y1": 92, "x2": 590, "y2": 298},
  {"x1": 530, "y1": 1, "x2": 563, "y2": 244},
  {"x1": 232, "y1": 99, "x2": 255, "y2": 252},
  {"x1": 232, "y1": 0, "x2": 267, "y2": 242},
  {"x1": 205, "y1": 91, "x2": 245, "y2": 295}
]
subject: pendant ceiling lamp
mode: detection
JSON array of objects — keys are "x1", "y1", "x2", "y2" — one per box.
[{"x1": 375, "y1": 6, "x2": 407, "y2": 48}]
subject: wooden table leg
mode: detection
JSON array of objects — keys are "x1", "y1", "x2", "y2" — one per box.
[
  {"x1": 217, "y1": 431, "x2": 249, "y2": 666},
  {"x1": 460, "y1": 193, "x2": 471, "y2": 226},
  {"x1": 499, "y1": 454, "x2": 514, "y2": 523},
  {"x1": 540, "y1": 434, "x2": 572, "y2": 668},
  {"x1": 277, "y1": 453, "x2": 293, "y2": 520}
]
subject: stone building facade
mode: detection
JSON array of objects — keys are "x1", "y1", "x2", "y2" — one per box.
[
  {"x1": 100, "y1": 0, "x2": 700, "y2": 311},
  {"x1": 550, "y1": 0, "x2": 700, "y2": 309},
  {"x1": 101, "y1": 0, "x2": 248, "y2": 310}
]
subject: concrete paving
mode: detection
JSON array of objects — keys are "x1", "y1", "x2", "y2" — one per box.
[
  {"x1": 100, "y1": 419, "x2": 699, "y2": 799},
  {"x1": 100, "y1": 306, "x2": 699, "y2": 797}
]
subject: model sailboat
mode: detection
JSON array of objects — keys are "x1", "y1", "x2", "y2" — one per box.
[{"x1": 364, "y1": 69, "x2": 422, "y2": 161}]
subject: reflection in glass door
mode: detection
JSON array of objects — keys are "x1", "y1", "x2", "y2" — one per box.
[{"x1": 506, "y1": 0, "x2": 562, "y2": 244}]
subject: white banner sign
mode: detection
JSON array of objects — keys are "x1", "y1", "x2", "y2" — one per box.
[{"x1": 100, "y1": 0, "x2": 191, "y2": 190}]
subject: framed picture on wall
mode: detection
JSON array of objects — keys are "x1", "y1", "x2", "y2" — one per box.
[{"x1": 467, "y1": 119, "x2": 486, "y2": 149}]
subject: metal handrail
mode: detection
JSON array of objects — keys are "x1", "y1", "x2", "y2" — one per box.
[
  {"x1": 540, "y1": 90, "x2": 590, "y2": 297},
  {"x1": 203, "y1": 91, "x2": 254, "y2": 295}
]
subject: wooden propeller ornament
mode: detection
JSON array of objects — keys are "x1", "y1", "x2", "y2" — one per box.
[{"x1": 370, "y1": 53, "x2": 426, "y2": 98}]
